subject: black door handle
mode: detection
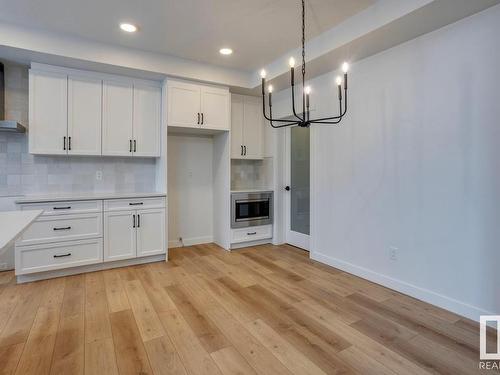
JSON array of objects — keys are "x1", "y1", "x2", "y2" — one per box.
[
  {"x1": 54, "y1": 253, "x2": 71, "y2": 258},
  {"x1": 285, "y1": 186, "x2": 291, "y2": 191}
]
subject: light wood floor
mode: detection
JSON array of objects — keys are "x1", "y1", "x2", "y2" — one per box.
[{"x1": 0, "y1": 243, "x2": 495, "y2": 375}]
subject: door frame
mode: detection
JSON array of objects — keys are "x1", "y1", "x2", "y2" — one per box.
[{"x1": 284, "y1": 126, "x2": 310, "y2": 251}]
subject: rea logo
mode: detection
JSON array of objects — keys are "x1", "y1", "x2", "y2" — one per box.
[{"x1": 480, "y1": 315, "x2": 500, "y2": 360}]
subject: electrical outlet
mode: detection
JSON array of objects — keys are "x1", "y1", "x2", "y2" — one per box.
[
  {"x1": 96, "y1": 171, "x2": 103, "y2": 181},
  {"x1": 389, "y1": 246, "x2": 398, "y2": 261}
]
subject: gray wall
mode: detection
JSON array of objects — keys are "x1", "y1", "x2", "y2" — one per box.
[{"x1": 272, "y1": 4, "x2": 500, "y2": 320}]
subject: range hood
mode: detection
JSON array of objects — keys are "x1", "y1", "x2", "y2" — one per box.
[{"x1": 0, "y1": 62, "x2": 26, "y2": 133}]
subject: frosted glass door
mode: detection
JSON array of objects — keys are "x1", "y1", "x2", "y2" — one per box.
[{"x1": 290, "y1": 126, "x2": 310, "y2": 235}]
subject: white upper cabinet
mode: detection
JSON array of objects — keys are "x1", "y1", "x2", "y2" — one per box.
[
  {"x1": 28, "y1": 64, "x2": 162, "y2": 158},
  {"x1": 200, "y1": 86, "x2": 230, "y2": 131},
  {"x1": 133, "y1": 83, "x2": 161, "y2": 157},
  {"x1": 167, "y1": 80, "x2": 229, "y2": 131},
  {"x1": 167, "y1": 81, "x2": 201, "y2": 129},
  {"x1": 231, "y1": 94, "x2": 264, "y2": 159},
  {"x1": 230, "y1": 95, "x2": 244, "y2": 158},
  {"x1": 102, "y1": 80, "x2": 134, "y2": 156},
  {"x1": 68, "y1": 76, "x2": 102, "y2": 155},
  {"x1": 29, "y1": 70, "x2": 68, "y2": 155}
]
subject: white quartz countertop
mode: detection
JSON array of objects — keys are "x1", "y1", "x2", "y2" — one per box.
[
  {"x1": 15, "y1": 192, "x2": 166, "y2": 204},
  {"x1": 0, "y1": 210, "x2": 43, "y2": 252}
]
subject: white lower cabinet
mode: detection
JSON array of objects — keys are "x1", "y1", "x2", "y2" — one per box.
[
  {"x1": 136, "y1": 209, "x2": 166, "y2": 257},
  {"x1": 231, "y1": 224, "x2": 272, "y2": 244},
  {"x1": 104, "y1": 210, "x2": 137, "y2": 262},
  {"x1": 16, "y1": 238, "x2": 103, "y2": 275},
  {"x1": 104, "y1": 204, "x2": 166, "y2": 262},
  {"x1": 15, "y1": 195, "x2": 166, "y2": 278}
]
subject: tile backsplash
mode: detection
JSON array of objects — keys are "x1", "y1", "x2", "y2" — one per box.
[
  {"x1": 231, "y1": 158, "x2": 273, "y2": 191},
  {"x1": 0, "y1": 61, "x2": 157, "y2": 197},
  {"x1": 0, "y1": 133, "x2": 157, "y2": 196}
]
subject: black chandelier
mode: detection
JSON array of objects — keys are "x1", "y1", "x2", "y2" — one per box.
[{"x1": 261, "y1": 0, "x2": 350, "y2": 128}]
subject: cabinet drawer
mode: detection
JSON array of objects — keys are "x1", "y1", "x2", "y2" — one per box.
[
  {"x1": 20, "y1": 200, "x2": 102, "y2": 216},
  {"x1": 231, "y1": 224, "x2": 272, "y2": 244},
  {"x1": 16, "y1": 213, "x2": 102, "y2": 246},
  {"x1": 104, "y1": 197, "x2": 166, "y2": 212},
  {"x1": 15, "y1": 238, "x2": 103, "y2": 275}
]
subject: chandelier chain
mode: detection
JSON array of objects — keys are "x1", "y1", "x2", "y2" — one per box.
[{"x1": 301, "y1": 0, "x2": 306, "y2": 82}]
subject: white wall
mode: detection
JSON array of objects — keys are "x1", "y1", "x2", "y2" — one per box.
[
  {"x1": 272, "y1": 4, "x2": 500, "y2": 320},
  {"x1": 167, "y1": 134, "x2": 214, "y2": 247}
]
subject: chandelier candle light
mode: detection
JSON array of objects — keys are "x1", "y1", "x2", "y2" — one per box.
[{"x1": 261, "y1": 0, "x2": 350, "y2": 128}]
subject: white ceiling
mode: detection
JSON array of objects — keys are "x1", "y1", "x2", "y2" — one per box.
[{"x1": 0, "y1": 0, "x2": 375, "y2": 72}]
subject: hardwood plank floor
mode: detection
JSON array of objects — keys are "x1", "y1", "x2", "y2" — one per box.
[{"x1": 0, "y1": 243, "x2": 495, "y2": 375}]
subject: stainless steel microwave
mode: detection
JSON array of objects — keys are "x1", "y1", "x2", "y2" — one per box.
[{"x1": 231, "y1": 191, "x2": 273, "y2": 228}]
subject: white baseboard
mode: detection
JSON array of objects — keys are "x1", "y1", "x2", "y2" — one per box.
[
  {"x1": 311, "y1": 250, "x2": 494, "y2": 322},
  {"x1": 168, "y1": 236, "x2": 214, "y2": 249}
]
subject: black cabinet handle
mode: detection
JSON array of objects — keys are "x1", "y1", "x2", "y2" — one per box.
[
  {"x1": 53, "y1": 226, "x2": 71, "y2": 231},
  {"x1": 63, "y1": 136, "x2": 66, "y2": 151},
  {"x1": 137, "y1": 214, "x2": 140, "y2": 228},
  {"x1": 129, "y1": 202, "x2": 144, "y2": 206},
  {"x1": 241, "y1": 145, "x2": 243, "y2": 156},
  {"x1": 133, "y1": 214, "x2": 136, "y2": 228},
  {"x1": 53, "y1": 206, "x2": 71, "y2": 210},
  {"x1": 134, "y1": 140, "x2": 137, "y2": 152},
  {"x1": 68, "y1": 136, "x2": 72, "y2": 151},
  {"x1": 201, "y1": 113, "x2": 204, "y2": 125},
  {"x1": 285, "y1": 186, "x2": 291, "y2": 191},
  {"x1": 54, "y1": 253, "x2": 71, "y2": 258},
  {"x1": 244, "y1": 145, "x2": 247, "y2": 155},
  {"x1": 129, "y1": 140, "x2": 132, "y2": 152},
  {"x1": 197, "y1": 113, "x2": 200, "y2": 124},
  {"x1": 247, "y1": 232, "x2": 257, "y2": 235}
]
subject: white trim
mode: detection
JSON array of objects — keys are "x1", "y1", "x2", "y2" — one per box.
[
  {"x1": 230, "y1": 239, "x2": 273, "y2": 250},
  {"x1": 30, "y1": 62, "x2": 162, "y2": 87},
  {"x1": 16, "y1": 254, "x2": 166, "y2": 283},
  {"x1": 311, "y1": 250, "x2": 495, "y2": 322},
  {"x1": 168, "y1": 236, "x2": 214, "y2": 248}
]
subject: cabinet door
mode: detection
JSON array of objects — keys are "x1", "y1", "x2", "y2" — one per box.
[
  {"x1": 243, "y1": 96, "x2": 263, "y2": 159},
  {"x1": 200, "y1": 86, "x2": 230, "y2": 130},
  {"x1": 167, "y1": 81, "x2": 200, "y2": 129},
  {"x1": 136, "y1": 209, "x2": 165, "y2": 257},
  {"x1": 102, "y1": 80, "x2": 134, "y2": 156},
  {"x1": 133, "y1": 83, "x2": 161, "y2": 157},
  {"x1": 68, "y1": 76, "x2": 102, "y2": 155},
  {"x1": 29, "y1": 70, "x2": 68, "y2": 155},
  {"x1": 104, "y1": 210, "x2": 136, "y2": 261},
  {"x1": 231, "y1": 95, "x2": 244, "y2": 158}
]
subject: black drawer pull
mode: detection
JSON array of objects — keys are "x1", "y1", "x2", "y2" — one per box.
[
  {"x1": 53, "y1": 253, "x2": 71, "y2": 258},
  {"x1": 129, "y1": 202, "x2": 144, "y2": 206},
  {"x1": 53, "y1": 206, "x2": 71, "y2": 210},
  {"x1": 53, "y1": 226, "x2": 71, "y2": 231},
  {"x1": 247, "y1": 232, "x2": 257, "y2": 235}
]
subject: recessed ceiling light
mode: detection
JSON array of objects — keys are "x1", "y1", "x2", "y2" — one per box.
[
  {"x1": 120, "y1": 23, "x2": 137, "y2": 33},
  {"x1": 219, "y1": 48, "x2": 233, "y2": 55}
]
